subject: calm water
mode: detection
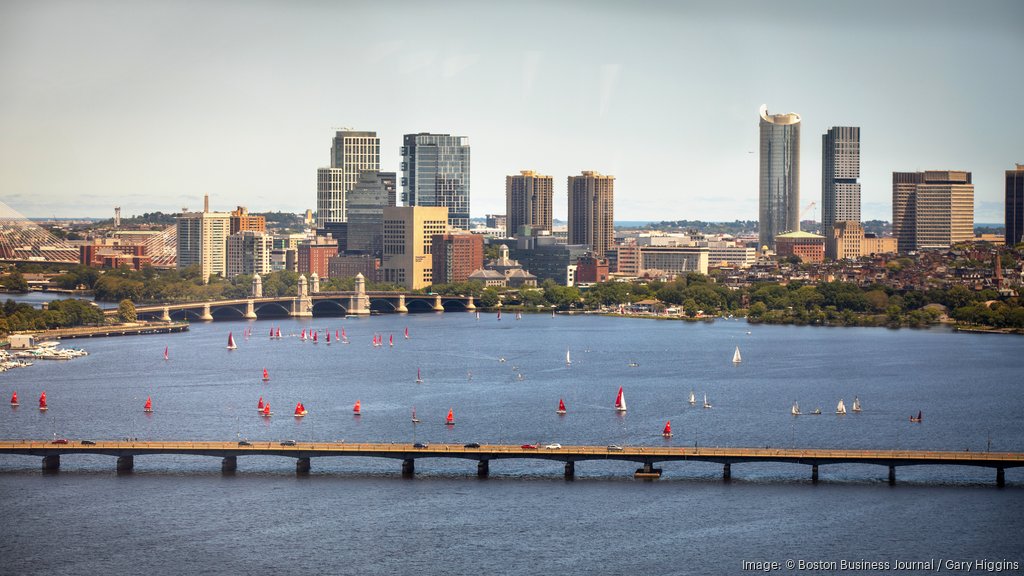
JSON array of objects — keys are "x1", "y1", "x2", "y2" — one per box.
[{"x1": 1, "y1": 314, "x2": 1022, "y2": 575}]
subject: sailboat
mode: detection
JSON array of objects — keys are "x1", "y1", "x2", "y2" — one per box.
[
  {"x1": 852, "y1": 396, "x2": 862, "y2": 412},
  {"x1": 262, "y1": 402, "x2": 272, "y2": 417},
  {"x1": 557, "y1": 398, "x2": 567, "y2": 415},
  {"x1": 257, "y1": 397, "x2": 264, "y2": 412},
  {"x1": 301, "y1": 329, "x2": 307, "y2": 341},
  {"x1": 312, "y1": 330, "x2": 318, "y2": 343},
  {"x1": 476, "y1": 311, "x2": 480, "y2": 320},
  {"x1": 445, "y1": 408, "x2": 455, "y2": 426},
  {"x1": 688, "y1": 391, "x2": 696, "y2": 406},
  {"x1": 10, "y1": 391, "x2": 18, "y2": 407},
  {"x1": 261, "y1": 368, "x2": 270, "y2": 382},
  {"x1": 404, "y1": 327, "x2": 409, "y2": 339},
  {"x1": 836, "y1": 399, "x2": 847, "y2": 415},
  {"x1": 416, "y1": 368, "x2": 423, "y2": 384},
  {"x1": 144, "y1": 396, "x2": 153, "y2": 413},
  {"x1": 326, "y1": 331, "x2": 331, "y2": 344},
  {"x1": 389, "y1": 334, "x2": 393, "y2": 347},
  {"x1": 39, "y1": 391, "x2": 47, "y2": 411},
  {"x1": 551, "y1": 310, "x2": 555, "y2": 318},
  {"x1": 791, "y1": 401, "x2": 801, "y2": 416},
  {"x1": 614, "y1": 387, "x2": 627, "y2": 412},
  {"x1": 294, "y1": 402, "x2": 307, "y2": 417},
  {"x1": 566, "y1": 348, "x2": 572, "y2": 366},
  {"x1": 269, "y1": 328, "x2": 274, "y2": 338},
  {"x1": 910, "y1": 410, "x2": 922, "y2": 423},
  {"x1": 732, "y1": 346, "x2": 742, "y2": 364},
  {"x1": 163, "y1": 346, "x2": 169, "y2": 361},
  {"x1": 276, "y1": 327, "x2": 282, "y2": 339},
  {"x1": 515, "y1": 312, "x2": 522, "y2": 320},
  {"x1": 341, "y1": 328, "x2": 348, "y2": 343},
  {"x1": 703, "y1": 393, "x2": 712, "y2": 409},
  {"x1": 662, "y1": 421, "x2": 672, "y2": 438},
  {"x1": 335, "y1": 330, "x2": 339, "y2": 341},
  {"x1": 227, "y1": 332, "x2": 237, "y2": 350},
  {"x1": 411, "y1": 407, "x2": 420, "y2": 424},
  {"x1": 497, "y1": 310, "x2": 501, "y2": 321},
  {"x1": 353, "y1": 400, "x2": 361, "y2": 416}
]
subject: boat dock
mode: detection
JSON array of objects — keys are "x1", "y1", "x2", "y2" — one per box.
[{"x1": 0, "y1": 441, "x2": 1020, "y2": 485}]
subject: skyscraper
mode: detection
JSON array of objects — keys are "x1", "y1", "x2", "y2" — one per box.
[
  {"x1": 892, "y1": 171, "x2": 974, "y2": 252},
  {"x1": 316, "y1": 130, "x2": 379, "y2": 228},
  {"x1": 1007, "y1": 164, "x2": 1024, "y2": 246},
  {"x1": 759, "y1": 104, "x2": 801, "y2": 250},
  {"x1": 567, "y1": 171, "x2": 615, "y2": 258},
  {"x1": 506, "y1": 170, "x2": 554, "y2": 235},
  {"x1": 176, "y1": 208, "x2": 230, "y2": 282},
  {"x1": 380, "y1": 206, "x2": 450, "y2": 289},
  {"x1": 400, "y1": 133, "x2": 471, "y2": 229},
  {"x1": 821, "y1": 126, "x2": 861, "y2": 259},
  {"x1": 345, "y1": 171, "x2": 395, "y2": 256}
]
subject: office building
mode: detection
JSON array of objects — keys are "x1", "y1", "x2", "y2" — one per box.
[
  {"x1": 568, "y1": 171, "x2": 615, "y2": 258},
  {"x1": 759, "y1": 104, "x2": 801, "y2": 249},
  {"x1": 431, "y1": 232, "x2": 484, "y2": 284},
  {"x1": 316, "y1": 130, "x2": 380, "y2": 228},
  {"x1": 509, "y1": 235, "x2": 590, "y2": 286},
  {"x1": 506, "y1": 170, "x2": 554, "y2": 236},
  {"x1": 775, "y1": 231, "x2": 825, "y2": 263},
  {"x1": 401, "y1": 133, "x2": 471, "y2": 229},
  {"x1": 176, "y1": 205, "x2": 230, "y2": 282},
  {"x1": 638, "y1": 245, "x2": 710, "y2": 275},
  {"x1": 575, "y1": 255, "x2": 609, "y2": 284},
  {"x1": 227, "y1": 230, "x2": 272, "y2": 277},
  {"x1": 892, "y1": 171, "x2": 974, "y2": 252},
  {"x1": 381, "y1": 206, "x2": 449, "y2": 289},
  {"x1": 1007, "y1": 164, "x2": 1024, "y2": 246},
  {"x1": 344, "y1": 170, "x2": 395, "y2": 256},
  {"x1": 328, "y1": 253, "x2": 378, "y2": 282},
  {"x1": 828, "y1": 221, "x2": 897, "y2": 260},
  {"x1": 298, "y1": 236, "x2": 339, "y2": 279},
  {"x1": 821, "y1": 126, "x2": 860, "y2": 258}
]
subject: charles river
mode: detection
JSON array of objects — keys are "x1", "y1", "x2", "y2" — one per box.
[{"x1": 1, "y1": 307, "x2": 1022, "y2": 575}]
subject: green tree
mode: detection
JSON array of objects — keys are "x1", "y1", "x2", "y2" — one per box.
[
  {"x1": 118, "y1": 299, "x2": 138, "y2": 323},
  {"x1": 1, "y1": 271, "x2": 30, "y2": 293}
]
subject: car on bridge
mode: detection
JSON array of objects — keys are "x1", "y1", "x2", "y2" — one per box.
[
  {"x1": 607, "y1": 445, "x2": 624, "y2": 451},
  {"x1": 238, "y1": 440, "x2": 251, "y2": 446},
  {"x1": 50, "y1": 438, "x2": 68, "y2": 445},
  {"x1": 413, "y1": 442, "x2": 428, "y2": 449},
  {"x1": 544, "y1": 443, "x2": 562, "y2": 450},
  {"x1": 280, "y1": 440, "x2": 296, "y2": 446},
  {"x1": 520, "y1": 444, "x2": 539, "y2": 450},
  {"x1": 463, "y1": 443, "x2": 481, "y2": 448},
  {"x1": 80, "y1": 440, "x2": 96, "y2": 445}
]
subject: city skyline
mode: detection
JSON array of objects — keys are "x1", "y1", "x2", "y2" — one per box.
[{"x1": 0, "y1": 0, "x2": 1020, "y2": 222}]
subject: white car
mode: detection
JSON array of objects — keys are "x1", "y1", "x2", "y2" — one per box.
[{"x1": 544, "y1": 443, "x2": 562, "y2": 450}]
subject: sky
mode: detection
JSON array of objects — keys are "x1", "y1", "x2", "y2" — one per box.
[{"x1": 1, "y1": 0, "x2": 1021, "y2": 223}]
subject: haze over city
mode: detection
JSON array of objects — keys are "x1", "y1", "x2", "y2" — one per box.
[{"x1": 1, "y1": 0, "x2": 1020, "y2": 221}]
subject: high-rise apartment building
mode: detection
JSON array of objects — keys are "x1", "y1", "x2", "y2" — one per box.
[
  {"x1": 821, "y1": 126, "x2": 860, "y2": 258},
  {"x1": 229, "y1": 206, "x2": 266, "y2": 235},
  {"x1": 1007, "y1": 164, "x2": 1024, "y2": 246},
  {"x1": 400, "y1": 133, "x2": 471, "y2": 229},
  {"x1": 380, "y1": 206, "x2": 449, "y2": 289},
  {"x1": 892, "y1": 171, "x2": 974, "y2": 252},
  {"x1": 506, "y1": 170, "x2": 553, "y2": 236},
  {"x1": 176, "y1": 201, "x2": 230, "y2": 283},
  {"x1": 431, "y1": 232, "x2": 484, "y2": 284},
  {"x1": 226, "y1": 230, "x2": 272, "y2": 277},
  {"x1": 316, "y1": 130, "x2": 379, "y2": 228},
  {"x1": 567, "y1": 171, "x2": 615, "y2": 258},
  {"x1": 759, "y1": 104, "x2": 801, "y2": 250}
]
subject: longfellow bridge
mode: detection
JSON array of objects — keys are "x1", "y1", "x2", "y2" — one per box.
[{"x1": 1, "y1": 440, "x2": 1020, "y2": 486}]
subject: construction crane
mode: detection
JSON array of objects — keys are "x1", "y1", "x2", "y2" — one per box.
[{"x1": 800, "y1": 201, "x2": 817, "y2": 223}]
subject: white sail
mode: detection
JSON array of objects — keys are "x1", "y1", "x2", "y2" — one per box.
[
  {"x1": 732, "y1": 346, "x2": 741, "y2": 363},
  {"x1": 703, "y1": 393, "x2": 712, "y2": 409},
  {"x1": 566, "y1": 349, "x2": 571, "y2": 366},
  {"x1": 792, "y1": 401, "x2": 800, "y2": 416},
  {"x1": 689, "y1": 391, "x2": 696, "y2": 405},
  {"x1": 852, "y1": 396, "x2": 862, "y2": 412},
  {"x1": 836, "y1": 399, "x2": 846, "y2": 415},
  {"x1": 618, "y1": 390, "x2": 626, "y2": 411}
]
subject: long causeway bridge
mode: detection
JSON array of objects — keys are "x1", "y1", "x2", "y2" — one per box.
[{"x1": 1, "y1": 441, "x2": 1020, "y2": 486}]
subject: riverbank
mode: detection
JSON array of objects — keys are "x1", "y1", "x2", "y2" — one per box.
[{"x1": 18, "y1": 321, "x2": 189, "y2": 341}]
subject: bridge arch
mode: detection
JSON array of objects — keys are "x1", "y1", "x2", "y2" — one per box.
[
  {"x1": 403, "y1": 298, "x2": 437, "y2": 313},
  {"x1": 311, "y1": 300, "x2": 348, "y2": 317},
  {"x1": 169, "y1": 309, "x2": 205, "y2": 321},
  {"x1": 253, "y1": 302, "x2": 291, "y2": 318},
  {"x1": 440, "y1": 299, "x2": 469, "y2": 311},
  {"x1": 369, "y1": 298, "x2": 398, "y2": 312},
  {"x1": 210, "y1": 306, "x2": 246, "y2": 320}
]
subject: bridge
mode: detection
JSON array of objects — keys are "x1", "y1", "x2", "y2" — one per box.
[
  {"x1": 1, "y1": 440, "x2": 1020, "y2": 485},
  {"x1": 104, "y1": 272, "x2": 477, "y2": 321}
]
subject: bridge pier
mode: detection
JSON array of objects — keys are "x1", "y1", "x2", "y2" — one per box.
[
  {"x1": 199, "y1": 303, "x2": 213, "y2": 321},
  {"x1": 888, "y1": 465, "x2": 896, "y2": 486},
  {"x1": 117, "y1": 455, "x2": 134, "y2": 473},
  {"x1": 723, "y1": 462, "x2": 731, "y2": 482},
  {"x1": 997, "y1": 467, "x2": 1005, "y2": 488},
  {"x1": 160, "y1": 306, "x2": 171, "y2": 322},
  {"x1": 433, "y1": 294, "x2": 444, "y2": 312},
  {"x1": 42, "y1": 455, "x2": 60, "y2": 472},
  {"x1": 465, "y1": 296, "x2": 476, "y2": 311},
  {"x1": 244, "y1": 300, "x2": 257, "y2": 320},
  {"x1": 811, "y1": 464, "x2": 819, "y2": 483},
  {"x1": 402, "y1": 458, "x2": 415, "y2": 477},
  {"x1": 477, "y1": 459, "x2": 489, "y2": 478},
  {"x1": 222, "y1": 456, "x2": 237, "y2": 474},
  {"x1": 634, "y1": 462, "x2": 662, "y2": 479},
  {"x1": 564, "y1": 461, "x2": 575, "y2": 481},
  {"x1": 396, "y1": 294, "x2": 408, "y2": 314},
  {"x1": 296, "y1": 457, "x2": 311, "y2": 475}
]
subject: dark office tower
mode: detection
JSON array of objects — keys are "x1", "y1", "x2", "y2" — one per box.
[
  {"x1": 822, "y1": 126, "x2": 861, "y2": 258},
  {"x1": 506, "y1": 170, "x2": 554, "y2": 236},
  {"x1": 316, "y1": 130, "x2": 379, "y2": 228},
  {"x1": 759, "y1": 104, "x2": 801, "y2": 250},
  {"x1": 1007, "y1": 164, "x2": 1024, "y2": 246},
  {"x1": 567, "y1": 171, "x2": 615, "y2": 258},
  {"x1": 345, "y1": 171, "x2": 393, "y2": 256},
  {"x1": 378, "y1": 171, "x2": 397, "y2": 208},
  {"x1": 400, "y1": 133, "x2": 471, "y2": 229}
]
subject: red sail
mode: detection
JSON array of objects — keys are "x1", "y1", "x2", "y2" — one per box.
[
  {"x1": 39, "y1": 391, "x2": 47, "y2": 409},
  {"x1": 353, "y1": 400, "x2": 361, "y2": 414},
  {"x1": 404, "y1": 327, "x2": 409, "y2": 339},
  {"x1": 263, "y1": 403, "x2": 271, "y2": 415},
  {"x1": 389, "y1": 334, "x2": 393, "y2": 346},
  {"x1": 276, "y1": 328, "x2": 281, "y2": 338},
  {"x1": 295, "y1": 402, "x2": 304, "y2": 416},
  {"x1": 144, "y1": 397, "x2": 152, "y2": 411},
  {"x1": 663, "y1": 421, "x2": 672, "y2": 436},
  {"x1": 446, "y1": 408, "x2": 454, "y2": 424},
  {"x1": 262, "y1": 368, "x2": 269, "y2": 381},
  {"x1": 614, "y1": 387, "x2": 624, "y2": 408},
  {"x1": 11, "y1": 391, "x2": 18, "y2": 405},
  {"x1": 164, "y1": 346, "x2": 169, "y2": 360},
  {"x1": 326, "y1": 331, "x2": 331, "y2": 343},
  {"x1": 558, "y1": 398, "x2": 566, "y2": 412},
  {"x1": 257, "y1": 397, "x2": 264, "y2": 410}
]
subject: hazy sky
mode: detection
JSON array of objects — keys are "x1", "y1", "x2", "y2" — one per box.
[{"x1": 1, "y1": 0, "x2": 1020, "y2": 222}]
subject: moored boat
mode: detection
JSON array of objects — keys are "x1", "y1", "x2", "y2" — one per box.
[{"x1": 836, "y1": 399, "x2": 847, "y2": 415}]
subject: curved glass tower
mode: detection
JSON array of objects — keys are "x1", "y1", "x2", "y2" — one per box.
[{"x1": 759, "y1": 105, "x2": 801, "y2": 250}]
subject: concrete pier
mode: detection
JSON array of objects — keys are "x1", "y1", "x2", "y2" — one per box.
[
  {"x1": 243, "y1": 300, "x2": 257, "y2": 319},
  {"x1": 116, "y1": 455, "x2": 134, "y2": 473},
  {"x1": 723, "y1": 462, "x2": 731, "y2": 481},
  {"x1": 42, "y1": 455, "x2": 60, "y2": 472},
  {"x1": 564, "y1": 461, "x2": 575, "y2": 480},
  {"x1": 296, "y1": 457, "x2": 311, "y2": 475},
  {"x1": 432, "y1": 295, "x2": 444, "y2": 312},
  {"x1": 811, "y1": 464, "x2": 819, "y2": 483},
  {"x1": 477, "y1": 459, "x2": 489, "y2": 478},
  {"x1": 402, "y1": 459, "x2": 415, "y2": 477},
  {"x1": 465, "y1": 296, "x2": 476, "y2": 311},
  {"x1": 888, "y1": 465, "x2": 896, "y2": 486},
  {"x1": 198, "y1": 303, "x2": 213, "y2": 321},
  {"x1": 221, "y1": 456, "x2": 237, "y2": 473},
  {"x1": 634, "y1": 462, "x2": 662, "y2": 479},
  {"x1": 997, "y1": 467, "x2": 1005, "y2": 488},
  {"x1": 396, "y1": 294, "x2": 408, "y2": 314}
]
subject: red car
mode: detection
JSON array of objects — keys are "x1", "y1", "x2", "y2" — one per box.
[
  {"x1": 520, "y1": 444, "x2": 538, "y2": 450},
  {"x1": 50, "y1": 438, "x2": 69, "y2": 444}
]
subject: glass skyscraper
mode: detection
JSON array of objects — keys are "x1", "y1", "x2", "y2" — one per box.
[
  {"x1": 759, "y1": 105, "x2": 801, "y2": 250},
  {"x1": 316, "y1": 130, "x2": 379, "y2": 228},
  {"x1": 822, "y1": 126, "x2": 861, "y2": 259},
  {"x1": 400, "y1": 133, "x2": 471, "y2": 230}
]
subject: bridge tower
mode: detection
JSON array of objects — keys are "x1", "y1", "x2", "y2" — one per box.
[
  {"x1": 348, "y1": 273, "x2": 370, "y2": 315},
  {"x1": 291, "y1": 274, "x2": 313, "y2": 317},
  {"x1": 252, "y1": 273, "x2": 262, "y2": 298},
  {"x1": 310, "y1": 272, "x2": 320, "y2": 294}
]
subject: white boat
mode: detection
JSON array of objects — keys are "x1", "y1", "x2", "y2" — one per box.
[
  {"x1": 227, "y1": 332, "x2": 237, "y2": 350},
  {"x1": 688, "y1": 391, "x2": 696, "y2": 406},
  {"x1": 852, "y1": 396, "x2": 862, "y2": 412},
  {"x1": 732, "y1": 346, "x2": 742, "y2": 364},
  {"x1": 566, "y1": 349, "x2": 571, "y2": 366},
  {"x1": 791, "y1": 401, "x2": 801, "y2": 416},
  {"x1": 836, "y1": 399, "x2": 847, "y2": 415},
  {"x1": 703, "y1": 393, "x2": 712, "y2": 409}
]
